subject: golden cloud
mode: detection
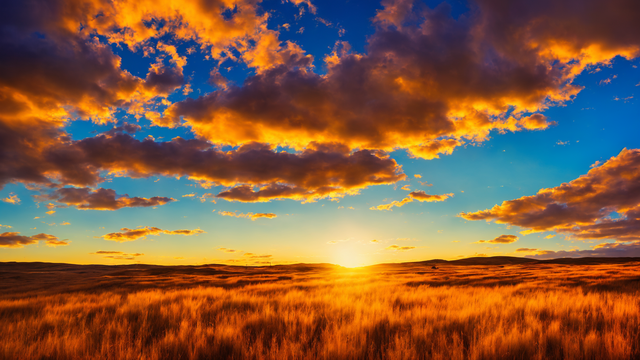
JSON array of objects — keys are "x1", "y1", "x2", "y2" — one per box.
[
  {"x1": 101, "y1": 226, "x2": 205, "y2": 242},
  {"x1": 218, "y1": 211, "x2": 277, "y2": 221},
  {"x1": 370, "y1": 191, "x2": 453, "y2": 210},
  {"x1": 385, "y1": 244, "x2": 415, "y2": 251}
]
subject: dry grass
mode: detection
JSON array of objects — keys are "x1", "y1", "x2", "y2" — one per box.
[{"x1": 1, "y1": 259, "x2": 640, "y2": 359}]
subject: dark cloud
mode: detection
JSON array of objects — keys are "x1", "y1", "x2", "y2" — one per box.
[
  {"x1": 0, "y1": 232, "x2": 68, "y2": 247},
  {"x1": 37, "y1": 135, "x2": 404, "y2": 202},
  {"x1": 37, "y1": 187, "x2": 175, "y2": 211}
]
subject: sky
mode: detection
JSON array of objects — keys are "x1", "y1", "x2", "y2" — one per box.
[{"x1": 1, "y1": 0, "x2": 640, "y2": 267}]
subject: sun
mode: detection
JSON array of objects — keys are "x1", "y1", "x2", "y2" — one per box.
[{"x1": 333, "y1": 248, "x2": 368, "y2": 268}]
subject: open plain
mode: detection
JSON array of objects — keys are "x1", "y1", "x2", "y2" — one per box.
[{"x1": 1, "y1": 257, "x2": 640, "y2": 360}]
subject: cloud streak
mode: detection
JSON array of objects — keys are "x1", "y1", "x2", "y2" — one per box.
[
  {"x1": 101, "y1": 227, "x2": 205, "y2": 242},
  {"x1": 370, "y1": 191, "x2": 453, "y2": 210},
  {"x1": 0, "y1": 232, "x2": 68, "y2": 248},
  {"x1": 475, "y1": 235, "x2": 519, "y2": 244},
  {"x1": 218, "y1": 211, "x2": 277, "y2": 221}
]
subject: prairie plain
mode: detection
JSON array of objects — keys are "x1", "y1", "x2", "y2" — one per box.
[{"x1": 1, "y1": 257, "x2": 640, "y2": 360}]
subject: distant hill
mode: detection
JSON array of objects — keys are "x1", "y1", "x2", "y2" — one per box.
[{"x1": 369, "y1": 256, "x2": 640, "y2": 268}]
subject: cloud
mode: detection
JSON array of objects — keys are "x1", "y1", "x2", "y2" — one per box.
[
  {"x1": 242, "y1": 253, "x2": 272, "y2": 259},
  {"x1": 544, "y1": 234, "x2": 556, "y2": 239},
  {"x1": 2, "y1": 194, "x2": 20, "y2": 205},
  {"x1": 218, "y1": 211, "x2": 277, "y2": 221},
  {"x1": 371, "y1": 239, "x2": 380, "y2": 243},
  {"x1": 370, "y1": 197, "x2": 414, "y2": 211},
  {"x1": 37, "y1": 187, "x2": 175, "y2": 210},
  {"x1": 525, "y1": 242, "x2": 640, "y2": 259},
  {"x1": 385, "y1": 244, "x2": 415, "y2": 251},
  {"x1": 515, "y1": 248, "x2": 538, "y2": 252},
  {"x1": 2, "y1": 133, "x2": 404, "y2": 203},
  {"x1": 91, "y1": 251, "x2": 145, "y2": 260},
  {"x1": 218, "y1": 248, "x2": 240, "y2": 253},
  {"x1": 370, "y1": 191, "x2": 453, "y2": 210},
  {"x1": 2, "y1": 0, "x2": 639, "y2": 212},
  {"x1": 460, "y1": 148, "x2": 640, "y2": 243},
  {"x1": 101, "y1": 226, "x2": 205, "y2": 242},
  {"x1": 160, "y1": 0, "x2": 640, "y2": 159},
  {"x1": 475, "y1": 234, "x2": 519, "y2": 244},
  {"x1": 0, "y1": 232, "x2": 68, "y2": 248}
]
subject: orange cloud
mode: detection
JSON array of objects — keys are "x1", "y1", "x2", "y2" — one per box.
[
  {"x1": 370, "y1": 191, "x2": 453, "y2": 210},
  {"x1": 2, "y1": 0, "x2": 640, "y2": 211},
  {"x1": 2, "y1": 194, "x2": 20, "y2": 205},
  {"x1": 218, "y1": 211, "x2": 277, "y2": 221},
  {"x1": 160, "y1": 0, "x2": 640, "y2": 158},
  {"x1": 101, "y1": 227, "x2": 205, "y2": 242},
  {"x1": 475, "y1": 235, "x2": 519, "y2": 244},
  {"x1": 0, "y1": 232, "x2": 68, "y2": 248},
  {"x1": 460, "y1": 148, "x2": 640, "y2": 242}
]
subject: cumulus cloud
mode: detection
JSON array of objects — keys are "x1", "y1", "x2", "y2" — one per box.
[
  {"x1": 218, "y1": 210, "x2": 277, "y2": 220},
  {"x1": 0, "y1": 232, "x2": 68, "y2": 248},
  {"x1": 2, "y1": 0, "x2": 640, "y2": 211},
  {"x1": 475, "y1": 234, "x2": 519, "y2": 244},
  {"x1": 101, "y1": 226, "x2": 205, "y2": 242},
  {"x1": 160, "y1": 0, "x2": 640, "y2": 159},
  {"x1": 460, "y1": 148, "x2": 640, "y2": 243},
  {"x1": 385, "y1": 245, "x2": 415, "y2": 251},
  {"x1": 370, "y1": 191, "x2": 453, "y2": 210}
]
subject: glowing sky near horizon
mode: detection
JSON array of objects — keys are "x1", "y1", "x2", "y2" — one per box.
[{"x1": 1, "y1": 0, "x2": 640, "y2": 266}]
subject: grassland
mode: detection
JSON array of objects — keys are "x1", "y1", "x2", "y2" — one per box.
[{"x1": 1, "y1": 257, "x2": 640, "y2": 359}]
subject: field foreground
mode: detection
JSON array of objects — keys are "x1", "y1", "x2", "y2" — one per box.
[{"x1": 1, "y1": 257, "x2": 640, "y2": 360}]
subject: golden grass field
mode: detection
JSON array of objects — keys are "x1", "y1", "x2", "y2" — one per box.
[{"x1": 1, "y1": 257, "x2": 640, "y2": 360}]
